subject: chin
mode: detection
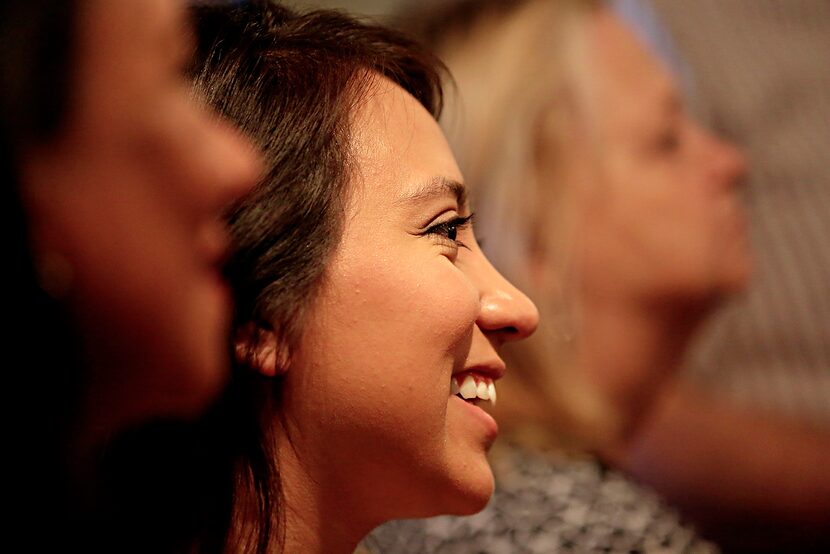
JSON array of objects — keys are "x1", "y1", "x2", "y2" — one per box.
[
  {"x1": 396, "y1": 456, "x2": 495, "y2": 519},
  {"x1": 451, "y1": 483, "x2": 494, "y2": 516},
  {"x1": 438, "y1": 460, "x2": 496, "y2": 516},
  {"x1": 672, "y1": 255, "x2": 751, "y2": 306},
  {"x1": 168, "y1": 344, "x2": 230, "y2": 418}
]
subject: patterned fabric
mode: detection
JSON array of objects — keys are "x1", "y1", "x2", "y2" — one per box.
[
  {"x1": 639, "y1": 0, "x2": 830, "y2": 426},
  {"x1": 364, "y1": 445, "x2": 717, "y2": 554}
]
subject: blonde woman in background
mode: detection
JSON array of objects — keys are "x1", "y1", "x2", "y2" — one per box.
[{"x1": 367, "y1": 0, "x2": 748, "y2": 551}]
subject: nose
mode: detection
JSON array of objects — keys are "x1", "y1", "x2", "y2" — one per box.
[
  {"x1": 180, "y1": 100, "x2": 261, "y2": 212},
  {"x1": 199, "y1": 113, "x2": 262, "y2": 207},
  {"x1": 474, "y1": 250, "x2": 539, "y2": 346}
]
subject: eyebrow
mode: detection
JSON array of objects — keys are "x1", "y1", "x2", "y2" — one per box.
[{"x1": 398, "y1": 176, "x2": 468, "y2": 209}]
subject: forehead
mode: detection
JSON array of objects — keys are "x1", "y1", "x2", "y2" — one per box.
[
  {"x1": 349, "y1": 76, "x2": 464, "y2": 205},
  {"x1": 587, "y1": 9, "x2": 676, "y2": 123},
  {"x1": 83, "y1": 0, "x2": 182, "y2": 56},
  {"x1": 72, "y1": 0, "x2": 189, "y2": 130},
  {"x1": 78, "y1": 0, "x2": 187, "y2": 92}
]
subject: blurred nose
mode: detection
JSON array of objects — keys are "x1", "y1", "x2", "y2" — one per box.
[
  {"x1": 474, "y1": 251, "x2": 539, "y2": 346},
  {"x1": 198, "y1": 114, "x2": 262, "y2": 207}
]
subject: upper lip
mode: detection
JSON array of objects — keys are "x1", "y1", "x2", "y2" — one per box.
[{"x1": 453, "y1": 360, "x2": 506, "y2": 381}]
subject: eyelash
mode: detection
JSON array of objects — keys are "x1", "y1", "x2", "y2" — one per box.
[{"x1": 424, "y1": 213, "x2": 474, "y2": 250}]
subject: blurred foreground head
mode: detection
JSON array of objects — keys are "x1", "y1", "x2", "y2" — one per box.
[
  {"x1": 19, "y1": 0, "x2": 260, "y2": 439},
  {"x1": 4, "y1": 0, "x2": 259, "y2": 549}
]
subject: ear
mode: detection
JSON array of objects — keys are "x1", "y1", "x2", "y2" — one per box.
[{"x1": 234, "y1": 323, "x2": 287, "y2": 377}]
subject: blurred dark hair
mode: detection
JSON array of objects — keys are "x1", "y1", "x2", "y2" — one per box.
[
  {"x1": 185, "y1": 1, "x2": 444, "y2": 551},
  {"x1": 1, "y1": 0, "x2": 81, "y2": 549},
  {"x1": 0, "y1": 0, "x2": 73, "y2": 143}
]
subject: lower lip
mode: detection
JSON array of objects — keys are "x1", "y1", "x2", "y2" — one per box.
[{"x1": 450, "y1": 394, "x2": 499, "y2": 445}]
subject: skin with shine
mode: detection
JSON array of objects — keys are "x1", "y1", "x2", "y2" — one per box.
[{"x1": 260, "y1": 77, "x2": 538, "y2": 553}]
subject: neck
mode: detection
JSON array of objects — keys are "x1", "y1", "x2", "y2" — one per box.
[
  {"x1": 280, "y1": 497, "x2": 366, "y2": 554},
  {"x1": 576, "y1": 290, "x2": 711, "y2": 436},
  {"x1": 247, "y1": 429, "x2": 376, "y2": 554}
]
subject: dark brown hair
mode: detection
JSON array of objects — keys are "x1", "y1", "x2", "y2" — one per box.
[{"x1": 188, "y1": 2, "x2": 444, "y2": 551}]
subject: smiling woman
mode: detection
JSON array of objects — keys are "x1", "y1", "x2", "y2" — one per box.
[{"x1": 186, "y1": 2, "x2": 538, "y2": 552}]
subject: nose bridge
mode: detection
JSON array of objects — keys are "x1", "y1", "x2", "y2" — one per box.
[{"x1": 473, "y1": 250, "x2": 539, "y2": 342}]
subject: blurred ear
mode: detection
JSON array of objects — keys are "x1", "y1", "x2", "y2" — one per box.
[{"x1": 234, "y1": 323, "x2": 287, "y2": 377}]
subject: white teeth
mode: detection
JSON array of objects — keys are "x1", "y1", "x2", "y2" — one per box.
[
  {"x1": 459, "y1": 375, "x2": 478, "y2": 400},
  {"x1": 452, "y1": 374, "x2": 498, "y2": 404}
]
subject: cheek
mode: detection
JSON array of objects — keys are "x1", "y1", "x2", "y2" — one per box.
[
  {"x1": 578, "y1": 172, "x2": 701, "y2": 292},
  {"x1": 289, "y1": 249, "x2": 480, "y2": 457},
  {"x1": 330, "y1": 248, "x2": 479, "y2": 367},
  {"x1": 621, "y1": 181, "x2": 736, "y2": 293}
]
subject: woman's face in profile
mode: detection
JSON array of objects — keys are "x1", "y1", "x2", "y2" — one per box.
[
  {"x1": 279, "y1": 78, "x2": 537, "y2": 519},
  {"x1": 572, "y1": 10, "x2": 749, "y2": 301},
  {"x1": 22, "y1": 0, "x2": 259, "y2": 424}
]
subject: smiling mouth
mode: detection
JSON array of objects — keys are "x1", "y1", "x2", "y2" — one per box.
[{"x1": 451, "y1": 373, "x2": 497, "y2": 407}]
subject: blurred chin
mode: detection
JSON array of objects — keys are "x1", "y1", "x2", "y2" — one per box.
[
  {"x1": 173, "y1": 287, "x2": 233, "y2": 415},
  {"x1": 176, "y1": 335, "x2": 230, "y2": 416},
  {"x1": 149, "y1": 313, "x2": 229, "y2": 419}
]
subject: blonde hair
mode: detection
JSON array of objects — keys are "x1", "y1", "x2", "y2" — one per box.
[{"x1": 432, "y1": 0, "x2": 617, "y2": 448}]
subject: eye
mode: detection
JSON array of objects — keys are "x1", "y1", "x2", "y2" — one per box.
[
  {"x1": 423, "y1": 213, "x2": 474, "y2": 249},
  {"x1": 655, "y1": 128, "x2": 680, "y2": 154},
  {"x1": 652, "y1": 116, "x2": 688, "y2": 156}
]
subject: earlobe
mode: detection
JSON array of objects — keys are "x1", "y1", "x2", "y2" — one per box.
[{"x1": 234, "y1": 323, "x2": 288, "y2": 377}]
